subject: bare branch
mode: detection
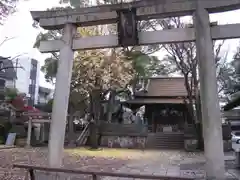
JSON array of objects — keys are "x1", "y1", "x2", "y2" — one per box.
[{"x1": 0, "y1": 36, "x2": 16, "y2": 47}]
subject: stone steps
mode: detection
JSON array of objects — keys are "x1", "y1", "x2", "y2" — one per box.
[{"x1": 146, "y1": 132, "x2": 184, "y2": 149}]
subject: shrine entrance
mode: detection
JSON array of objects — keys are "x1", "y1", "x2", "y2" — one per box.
[{"x1": 30, "y1": 0, "x2": 240, "y2": 179}]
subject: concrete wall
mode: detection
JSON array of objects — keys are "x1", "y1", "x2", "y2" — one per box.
[
  {"x1": 99, "y1": 123, "x2": 147, "y2": 135},
  {"x1": 101, "y1": 136, "x2": 146, "y2": 149}
]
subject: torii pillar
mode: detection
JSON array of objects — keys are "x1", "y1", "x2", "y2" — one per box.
[
  {"x1": 194, "y1": 7, "x2": 225, "y2": 179},
  {"x1": 48, "y1": 23, "x2": 76, "y2": 167}
]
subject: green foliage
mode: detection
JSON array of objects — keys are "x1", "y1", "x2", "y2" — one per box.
[
  {"x1": 45, "y1": 99, "x2": 53, "y2": 112},
  {"x1": 40, "y1": 57, "x2": 58, "y2": 83},
  {"x1": 125, "y1": 51, "x2": 170, "y2": 78},
  {"x1": 9, "y1": 125, "x2": 27, "y2": 138},
  {"x1": 4, "y1": 88, "x2": 18, "y2": 101},
  {"x1": 34, "y1": 31, "x2": 60, "y2": 83},
  {"x1": 35, "y1": 26, "x2": 134, "y2": 92},
  {"x1": 0, "y1": 136, "x2": 4, "y2": 144},
  {"x1": 35, "y1": 99, "x2": 53, "y2": 113},
  {"x1": 34, "y1": 2, "x2": 170, "y2": 116}
]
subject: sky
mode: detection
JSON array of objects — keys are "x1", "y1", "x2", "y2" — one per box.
[
  {"x1": 0, "y1": 0, "x2": 61, "y2": 89},
  {"x1": 0, "y1": 0, "x2": 240, "y2": 90}
]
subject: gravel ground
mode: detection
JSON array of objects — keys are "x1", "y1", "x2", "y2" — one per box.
[
  {"x1": 0, "y1": 148, "x2": 129, "y2": 180},
  {"x1": 0, "y1": 148, "x2": 239, "y2": 180}
]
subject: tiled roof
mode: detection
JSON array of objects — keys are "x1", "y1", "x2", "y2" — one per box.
[{"x1": 135, "y1": 77, "x2": 188, "y2": 97}]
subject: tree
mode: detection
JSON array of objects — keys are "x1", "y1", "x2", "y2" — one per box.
[
  {"x1": 34, "y1": 26, "x2": 136, "y2": 148},
  {"x1": 36, "y1": 1, "x2": 171, "y2": 148},
  {"x1": 222, "y1": 46, "x2": 240, "y2": 98},
  {"x1": 4, "y1": 87, "x2": 18, "y2": 101},
  {"x1": 34, "y1": 99, "x2": 53, "y2": 113},
  {"x1": 0, "y1": 0, "x2": 20, "y2": 25}
]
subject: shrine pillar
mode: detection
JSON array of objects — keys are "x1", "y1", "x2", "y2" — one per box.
[
  {"x1": 48, "y1": 24, "x2": 76, "y2": 167},
  {"x1": 193, "y1": 7, "x2": 225, "y2": 179}
]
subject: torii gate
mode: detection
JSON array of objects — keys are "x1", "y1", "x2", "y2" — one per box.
[{"x1": 30, "y1": 0, "x2": 240, "y2": 179}]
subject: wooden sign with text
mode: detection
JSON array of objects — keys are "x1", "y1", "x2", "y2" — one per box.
[{"x1": 117, "y1": 8, "x2": 138, "y2": 47}]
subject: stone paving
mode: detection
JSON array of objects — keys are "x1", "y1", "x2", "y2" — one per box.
[{"x1": 102, "y1": 151, "x2": 240, "y2": 180}]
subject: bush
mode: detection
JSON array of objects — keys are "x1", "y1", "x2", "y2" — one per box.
[
  {"x1": 0, "y1": 136, "x2": 5, "y2": 144},
  {"x1": 9, "y1": 125, "x2": 27, "y2": 138}
]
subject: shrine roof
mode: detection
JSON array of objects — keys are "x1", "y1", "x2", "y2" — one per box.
[
  {"x1": 122, "y1": 98, "x2": 186, "y2": 105},
  {"x1": 223, "y1": 93, "x2": 240, "y2": 111},
  {"x1": 134, "y1": 77, "x2": 188, "y2": 98}
]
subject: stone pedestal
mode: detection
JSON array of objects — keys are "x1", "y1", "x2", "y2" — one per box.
[
  {"x1": 184, "y1": 139, "x2": 198, "y2": 152},
  {"x1": 223, "y1": 140, "x2": 232, "y2": 152}
]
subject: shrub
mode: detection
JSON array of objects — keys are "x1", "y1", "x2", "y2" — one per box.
[{"x1": 0, "y1": 136, "x2": 5, "y2": 144}]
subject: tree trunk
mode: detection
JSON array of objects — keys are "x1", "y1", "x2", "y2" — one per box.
[
  {"x1": 106, "y1": 90, "x2": 116, "y2": 122},
  {"x1": 188, "y1": 98, "x2": 195, "y2": 124},
  {"x1": 89, "y1": 120, "x2": 98, "y2": 149},
  {"x1": 68, "y1": 112, "x2": 75, "y2": 146},
  {"x1": 195, "y1": 89, "x2": 204, "y2": 150},
  {"x1": 132, "y1": 77, "x2": 138, "y2": 96},
  {"x1": 183, "y1": 74, "x2": 196, "y2": 124},
  {"x1": 191, "y1": 66, "x2": 204, "y2": 149},
  {"x1": 89, "y1": 87, "x2": 101, "y2": 149}
]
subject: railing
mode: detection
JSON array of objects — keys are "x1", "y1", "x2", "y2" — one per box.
[
  {"x1": 13, "y1": 164, "x2": 195, "y2": 180},
  {"x1": 75, "y1": 122, "x2": 90, "y2": 145},
  {"x1": 22, "y1": 112, "x2": 51, "y2": 120}
]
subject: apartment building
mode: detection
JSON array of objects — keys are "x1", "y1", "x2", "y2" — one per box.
[{"x1": 14, "y1": 56, "x2": 40, "y2": 105}]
